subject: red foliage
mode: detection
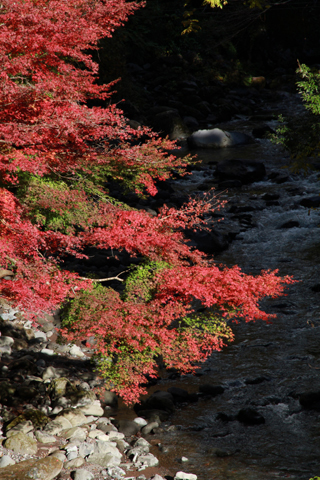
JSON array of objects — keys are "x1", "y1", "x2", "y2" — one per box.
[{"x1": 0, "y1": 0, "x2": 294, "y2": 403}]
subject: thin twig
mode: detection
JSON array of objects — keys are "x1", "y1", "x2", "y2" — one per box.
[{"x1": 79, "y1": 269, "x2": 129, "y2": 283}]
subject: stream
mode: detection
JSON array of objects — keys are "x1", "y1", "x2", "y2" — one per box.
[{"x1": 119, "y1": 90, "x2": 320, "y2": 480}]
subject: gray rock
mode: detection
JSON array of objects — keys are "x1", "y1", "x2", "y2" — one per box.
[
  {"x1": 35, "y1": 430, "x2": 57, "y2": 444},
  {"x1": 0, "y1": 336, "x2": 14, "y2": 346},
  {"x1": 44, "y1": 416, "x2": 73, "y2": 435},
  {"x1": 188, "y1": 128, "x2": 253, "y2": 149},
  {"x1": 141, "y1": 421, "x2": 159, "y2": 435},
  {"x1": 42, "y1": 366, "x2": 59, "y2": 380},
  {"x1": 4, "y1": 432, "x2": 38, "y2": 454},
  {"x1": 73, "y1": 469, "x2": 95, "y2": 480},
  {"x1": 79, "y1": 402, "x2": 104, "y2": 416},
  {"x1": 0, "y1": 457, "x2": 63, "y2": 480},
  {"x1": 0, "y1": 455, "x2": 15, "y2": 468},
  {"x1": 60, "y1": 408, "x2": 88, "y2": 426},
  {"x1": 61, "y1": 426, "x2": 87, "y2": 442},
  {"x1": 107, "y1": 466, "x2": 126, "y2": 478},
  {"x1": 6, "y1": 420, "x2": 34, "y2": 438},
  {"x1": 134, "y1": 453, "x2": 159, "y2": 467},
  {"x1": 87, "y1": 440, "x2": 122, "y2": 467},
  {"x1": 64, "y1": 457, "x2": 85, "y2": 469},
  {"x1": 78, "y1": 441, "x2": 95, "y2": 458},
  {"x1": 50, "y1": 450, "x2": 67, "y2": 462}
]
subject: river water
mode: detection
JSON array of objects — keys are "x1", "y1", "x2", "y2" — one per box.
[{"x1": 121, "y1": 91, "x2": 320, "y2": 480}]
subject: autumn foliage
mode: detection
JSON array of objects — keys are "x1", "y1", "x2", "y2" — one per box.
[{"x1": 0, "y1": 0, "x2": 293, "y2": 403}]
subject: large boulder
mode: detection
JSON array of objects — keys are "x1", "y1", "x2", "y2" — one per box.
[
  {"x1": 0, "y1": 457, "x2": 63, "y2": 480},
  {"x1": 188, "y1": 128, "x2": 253, "y2": 149},
  {"x1": 216, "y1": 159, "x2": 266, "y2": 185}
]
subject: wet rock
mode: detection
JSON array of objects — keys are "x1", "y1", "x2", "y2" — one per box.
[
  {"x1": 188, "y1": 128, "x2": 253, "y2": 149},
  {"x1": 216, "y1": 159, "x2": 266, "y2": 184},
  {"x1": 103, "y1": 390, "x2": 118, "y2": 408},
  {"x1": 278, "y1": 220, "x2": 300, "y2": 229},
  {"x1": 112, "y1": 419, "x2": 140, "y2": 436},
  {"x1": 199, "y1": 384, "x2": 224, "y2": 397},
  {"x1": 135, "y1": 409, "x2": 170, "y2": 422},
  {"x1": 300, "y1": 196, "x2": 320, "y2": 208},
  {"x1": 167, "y1": 387, "x2": 190, "y2": 403},
  {"x1": 138, "y1": 391, "x2": 175, "y2": 414},
  {"x1": 216, "y1": 412, "x2": 235, "y2": 422},
  {"x1": 237, "y1": 407, "x2": 265, "y2": 425},
  {"x1": 299, "y1": 391, "x2": 320, "y2": 411},
  {"x1": 185, "y1": 229, "x2": 229, "y2": 255},
  {"x1": 245, "y1": 376, "x2": 271, "y2": 385},
  {"x1": 311, "y1": 284, "x2": 320, "y2": 293},
  {"x1": 0, "y1": 457, "x2": 63, "y2": 480},
  {"x1": 252, "y1": 125, "x2": 275, "y2": 138},
  {"x1": 150, "y1": 111, "x2": 190, "y2": 140},
  {"x1": 4, "y1": 432, "x2": 38, "y2": 454}
]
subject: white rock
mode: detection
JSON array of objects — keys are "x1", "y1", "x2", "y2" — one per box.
[
  {"x1": 0, "y1": 336, "x2": 14, "y2": 346},
  {"x1": 174, "y1": 472, "x2": 197, "y2": 480},
  {"x1": 133, "y1": 417, "x2": 148, "y2": 427},
  {"x1": 135, "y1": 453, "x2": 159, "y2": 467},
  {"x1": 69, "y1": 344, "x2": 85, "y2": 357},
  {"x1": 96, "y1": 433, "x2": 110, "y2": 442},
  {"x1": 0, "y1": 345, "x2": 11, "y2": 355},
  {"x1": 41, "y1": 348, "x2": 55, "y2": 355},
  {"x1": 188, "y1": 128, "x2": 252, "y2": 149},
  {"x1": 108, "y1": 431, "x2": 125, "y2": 440},
  {"x1": 79, "y1": 403, "x2": 104, "y2": 417},
  {"x1": 0, "y1": 455, "x2": 15, "y2": 468},
  {"x1": 34, "y1": 330, "x2": 47, "y2": 340}
]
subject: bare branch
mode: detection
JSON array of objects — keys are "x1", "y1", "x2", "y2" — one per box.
[{"x1": 79, "y1": 269, "x2": 129, "y2": 283}]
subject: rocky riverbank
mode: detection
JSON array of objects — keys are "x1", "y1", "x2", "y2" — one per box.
[{"x1": 0, "y1": 300, "x2": 204, "y2": 480}]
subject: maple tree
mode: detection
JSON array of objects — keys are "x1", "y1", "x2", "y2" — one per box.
[{"x1": 0, "y1": 0, "x2": 294, "y2": 403}]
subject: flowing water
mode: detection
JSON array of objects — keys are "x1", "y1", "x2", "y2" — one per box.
[{"x1": 120, "y1": 92, "x2": 320, "y2": 480}]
